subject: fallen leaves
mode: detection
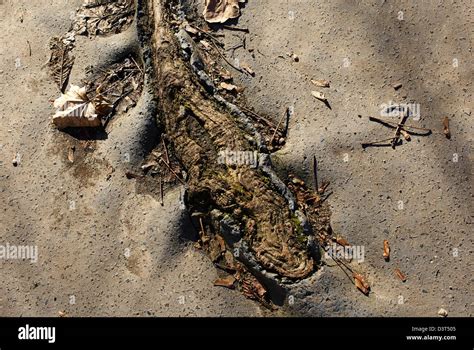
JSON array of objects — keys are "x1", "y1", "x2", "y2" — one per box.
[
  {"x1": 52, "y1": 85, "x2": 112, "y2": 129},
  {"x1": 73, "y1": 0, "x2": 135, "y2": 37},
  {"x1": 48, "y1": 33, "x2": 76, "y2": 93},
  {"x1": 203, "y1": 0, "x2": 244, "y2": 24}
]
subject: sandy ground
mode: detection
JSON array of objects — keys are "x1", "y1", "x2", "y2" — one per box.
[{"x1": 0, "y1": 0, "x2": 472, "y2": 317}]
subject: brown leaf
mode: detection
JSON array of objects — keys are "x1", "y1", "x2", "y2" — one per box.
[
  {"x1": 395, "y1": 268, "x2": 407, "y2": 282},
  {"x1": 220, "y1": 82, "x2": 244, "y2": 93},
  {"x1": 52, "y1": 85, "x2": 112, "y2": 129},
  {"x1": 336, "y1": 237, "x2": 350, "y2": 247},
  {"x1": 383, "y1": 240, "x2": 390, "y2": 261},
  {"x1": 203, "y1": 0, "x2": 242, "y2": 24},
  {"x1": 214, "y1": 275, "x2": 236, "y2": 289},
  {"x1": 353, "y1": 272, "x2": 370, "y2": 295},
  {"x1": 311, "y1": 79, "x2": 330, "y2": 88}
]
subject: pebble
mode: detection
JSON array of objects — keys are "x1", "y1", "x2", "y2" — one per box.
[{"x1": 438, "y1": 308, "x2": 448, "y2": 317}]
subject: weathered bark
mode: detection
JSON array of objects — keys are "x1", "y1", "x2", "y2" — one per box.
[{"x1": 137, "y1": 0, "x2": 320, "y2": 291}]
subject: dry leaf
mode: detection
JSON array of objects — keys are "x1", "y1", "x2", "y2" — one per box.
[
  {"x1": 214, "y1": 275, "x2": 236, "y2": 289},
  {"x1": 353, "y1": 272, "x2": 370, "y2": 295},
  {"x1": 52, "y1": 85, "x2": 112, "y2": 129},
  {"x1": 58, "y1": 310, "x2": 67, "y2": 317},
  {"x1": 311, "y1": 91, "x2": 327, "y2": 102},
  {"x1": 383, "y1": 240, "x2": 390, "y2": 260},
  {"x1": 68, "y1": 146, "x2": 75, "y2": 163},
  {"x1": 203, "y1": 0, "x2": 242, "y2": 24},
  {"x1": 395, "y1": 268, "x2": 407, "y2": 282},
  {"x1": 443, "y1": 117, "x2": 451, "y2": 139},
  {"x1": 311, "y1": 79, "x2": 330, "y2": 88},
  {"x1": 49, "y1": 35, "x2": 75, "y2": 93},
  {"x1": 219, "y1": 69, "x2": 233, "y2": 81},
  {"x1": 336, "y1": 237, "x2": 350, "y2": 247},
  {"x1": 220, "y1": 82, "x2": 244, "y2": 93}
]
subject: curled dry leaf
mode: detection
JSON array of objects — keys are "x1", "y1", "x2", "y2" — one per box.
[
  {"x1": 68, "y1": 146, "x2": 75, "y2": 163},
  {"x1": 52, "y1": 85, "x2": 112, "y2": 129},
  {"x1": 336, "y1": 237, "x2": 350, "y2": 247},
  {"x1": 395, "y1": 268, "x2": 407, "y2": 282},
  {"x1": 220, "y1": 82, "x2": 244, "y2": 93},
  {"x1": 383, "y1": 240, "x2": 390, "y2": 261},
  {"x1": 443, "y1": 117, "x2": 451, "y2": 139},
  {"x1": 203, "y1": 0, "x2": 243, "y2": 24},
  {"x1": 353, "y1": 272, "x2": 370, "y2": 295},
  {"x1": 214, "y1": 275, "x2": 236, "y2": 289},
  {"x1": 311, "y1": 79, "x2": 330, "y2": 88},
  {"x1": 311, "y1": 91, "x2": 327, "y2": 102}
]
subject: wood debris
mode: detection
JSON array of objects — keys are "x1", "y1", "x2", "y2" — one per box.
[
  {"x1": 68, "y1": 146, "x2": 76, "y2": 163},
  {"x1": 240, "y1": 62, "x2": 255, "y2": 76},
  {"x1": 383, "y1": 240, "x2": 390, "y2": 261},
  {"x1": 443, "y1": 117, "x2": 451, "y2": 139},
  {"x1": 395, "y1": 268, "x2": 407, "y2": 282},
  {"x1": 220, "y1": 82, "x2": 244, "y2": 93}
]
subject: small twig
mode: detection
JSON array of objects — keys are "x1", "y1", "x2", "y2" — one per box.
[
  {"x1": 361, "y1": 137, "x2": 397, "y2": 148},
  {"x1": 130, "y1": 56, "x2": 143, "y2": 75},
  {"x1": 210, "y1": 40, "x2": 248, "y2": 75},
  {"x1": 391, "y1": 109, "x2": 409, "y2": 149},
  {"x1": 221, "y1": 25, "x2": 249, "y2": 33},
  {"x1": 27, "y1": 40, "x2": 32, "y2": 56},
  {"x1": 199, "y1": 217, "x2": 206, "y2": 237},
  {"x1": 162, "y1": 136, "x2": 170, "y2": 165},
  {"x1": 369, "y1": 116, "x2": 432, "y2": 133},
  {"x1": 159, "y1": 176, "x2": 164, "y2": 206},
  {"x1": 238, "y1": 105, "x2": 276, "y2": 128},
  {"x1": 159, "y1": 157, "x2": 186, "y2": 185},
  {"x1": 270, "y1": 108, "x2": 288, "y2": 145},
  {"x1": 313, "y1": 156, "x2": 319, "y2": 193}
]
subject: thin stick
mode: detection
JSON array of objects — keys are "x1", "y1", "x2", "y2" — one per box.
[
  {"x1": 362, "y1": 137, "x2": 396, "y2": 147},
  {"x1": 313, "y1": 156, "x2": 319, "y2": 193},
  {"x1": 392, "y1": 109, "x2": 409, "y2": 149},
  {"x1": 159, "y1": 176, "x2": 164, "y2": 206},
  {"x1": 162, "y1": 136, "x2": 170, "y2": 165},
  {"x1": 221, "y1": 25, "x2": 249, "y2": 33},
  {"x1": 130, "y1": 56, "x2": 143, "y2": 75},
  {"x1": 369, "y1": 116, "x2": 432, "y2": 132},
  {"x1": 211, "y1": 40, "x2": 247, "y2": 75},
  {"x1": 27, "y1": 40, "x2": 32, "y2": 56},
  {"x1": 160, "y1": 157, "x2": 186, "y2": 185},
  {"x1": 270, "y1": 108, "x2": 288, "y2": 145},
  {"x1": 238, "y1": 105, "x2": 276, "y2": 127},
  {"x1": 199, "y1": 217, "x2": 206, "y2": 237}
]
